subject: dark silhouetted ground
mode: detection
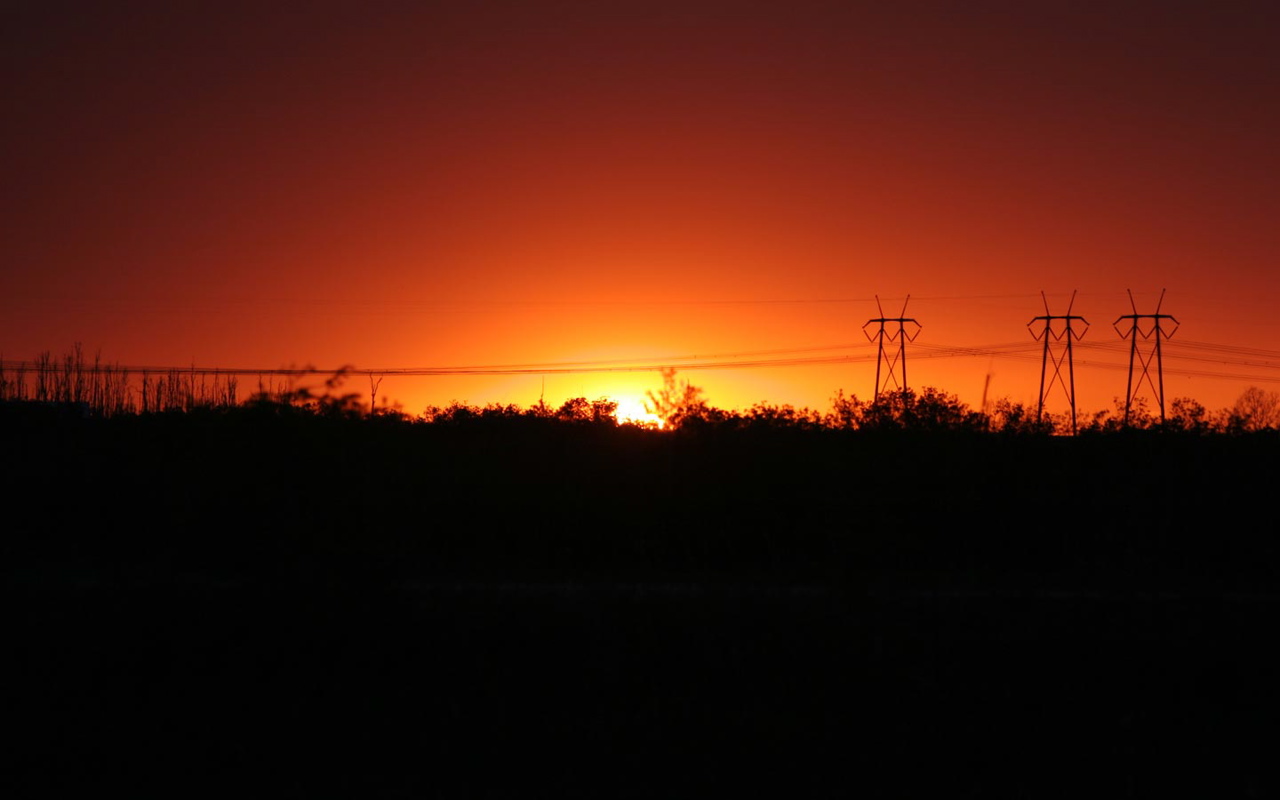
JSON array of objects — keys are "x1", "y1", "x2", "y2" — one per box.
[{"x1": 7, "y1": 409, "x2": 1279, "y2": 796}]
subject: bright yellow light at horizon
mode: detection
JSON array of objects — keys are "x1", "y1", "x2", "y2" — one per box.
[{"x1": 615, "y1": 396, "x2": 664, "y2": 428}]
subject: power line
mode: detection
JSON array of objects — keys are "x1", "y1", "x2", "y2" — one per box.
[{"x1": 4, "y1": 335, "x2": 1280, "y2": 385}]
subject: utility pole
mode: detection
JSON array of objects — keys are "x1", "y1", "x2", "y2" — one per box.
[
  {"x1": 1113, "y1": 289, "x2": 1179, "y2": 425},
  {"x1": 863, "y1": 295, "x2": 921, "y2": 399},
  {"x1": 1028, "y1": 290, "x2": 1088, "y2": 433}
]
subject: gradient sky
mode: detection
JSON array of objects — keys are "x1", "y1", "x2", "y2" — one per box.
[{"x1": 4, "y1": 1, "x2": 1278, "y2": 417}]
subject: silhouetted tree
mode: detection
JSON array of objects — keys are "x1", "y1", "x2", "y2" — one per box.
[
  {"x1": 556, "y1": 397, "x2": 592, "y2": 422},
  {"x1": 825, "y1": 389, "x2": 866, "y2": 430},
  {"x1": 1164, "y1": 397, "x2": 1220, "y2": 434},
  {"x1": 1082, "y1": 396, "x2": 1155, "y2": 432},
  {"x1": 741, "y1": 402, "x2": 824, "y2": 430},
  {"x1": 860, "y1": 388, "x2": 984, "y2": 432},
  {"x1": 986, "y1": 398, "x2": 1056, "y2": 435},
  {"x1": 1232, "y1": 386, "x2": 1280, "y2": 431},
  {"x1": 644, "y1": 368, "x2": 713, "y2": 429},
  {"x1": 246, "y1": 365, "x2": 362, "y2": 418},
  {"x1": 421, "y1": 401, "x2": 479, "y2": 424},
  {"x1": 591, "y1": 397, "x2": 619, "y2": 424},
  {"x1": 554, "y1": 396, "x2": 619, "y2": 424}
]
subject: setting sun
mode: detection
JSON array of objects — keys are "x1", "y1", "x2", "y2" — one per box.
[{"x1": 614, "y1": 396, "x2": 664, "y2": 428}]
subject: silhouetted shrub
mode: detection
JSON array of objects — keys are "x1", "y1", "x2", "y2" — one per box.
[
  {"x1": 986, "y1": 399, "x2": 1055, "y2": 435},
  {"x1": 858, "y1": 387, "x2": 985, "y2": 432}
]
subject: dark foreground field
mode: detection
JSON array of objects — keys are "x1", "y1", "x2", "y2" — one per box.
[{"x1": 7, "y1": 409, "x2": 1280, "y2": 796}]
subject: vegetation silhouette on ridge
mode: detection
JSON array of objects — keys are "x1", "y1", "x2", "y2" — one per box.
[{"x1": 3, "y1": 345, "x2": 1279, "y2": 433}]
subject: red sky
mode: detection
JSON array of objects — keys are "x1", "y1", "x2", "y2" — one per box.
[{"x1": 4, "y1": 1, "x2": 1278, "y2": 417}]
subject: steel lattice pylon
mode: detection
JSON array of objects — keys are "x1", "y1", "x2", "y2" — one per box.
[
  {"x1": 863, "y1": 295, "x2": 921, "y2": 399},
  {"x1": 1114, "y1": 289, "x2": 1179, "y2": 425},
  {"x1": 1028, "y1": 290, "x2": 1089, "y2": 433}
]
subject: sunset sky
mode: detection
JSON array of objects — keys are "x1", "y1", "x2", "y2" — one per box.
[{"x1": 4, "y1": 1, "x2": 1278, "y2": 418}]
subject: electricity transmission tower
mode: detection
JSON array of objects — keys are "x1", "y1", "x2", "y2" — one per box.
[
  {"x1": 1028, "y1": 290, "x2": 1088, "y2": 433},
  {"x1": 863, "y1": 295, "x2": 921, "y2": 399},
  {"x1": 1113, "y1": 289, "x2": 1179, "y2": 425}
]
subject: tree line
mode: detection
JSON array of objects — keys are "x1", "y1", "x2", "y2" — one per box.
[{"x1": 3, "y1": 349, "x2": 1279, "y2": 434}]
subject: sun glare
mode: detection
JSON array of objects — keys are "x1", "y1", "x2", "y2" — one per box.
[{"x1": 615, "y1": 396, "x2": 664, "y2": 428}]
